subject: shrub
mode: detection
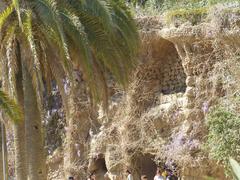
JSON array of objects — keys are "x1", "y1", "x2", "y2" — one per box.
[{"x1": 205, "y1": 106, "x2": 240, "y2": 175}]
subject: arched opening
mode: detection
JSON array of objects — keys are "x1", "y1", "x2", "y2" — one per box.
[
  {"x1": 151, "y1": 37, "x2": 187, "y2": 95},
  {"x1": 88, "y1": 154, "x2": 108, "y2": 180},
  {"x1": 95, "y1": 157, "x2": 107, "y2": 179},
  {"x1": 141, "y1": 34, "x2": 187, "y2": 94},
  {"x1": 133, "y1": 153, "x2": 157, "y2": 180}
]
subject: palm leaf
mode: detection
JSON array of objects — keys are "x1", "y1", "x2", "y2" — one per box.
[
  {"x1": 12, "y1": 0, "x2": 22, "y2": 28},
  {"x1": 23, "y1": 10, "x2": 44, "y2": 110},
  {"x1": 59, "y1": 8, "x2": 93, "y2": 79},
  {"x1": 0, "y1": 90, "x2": 23, "y2": 123},
  {"x1": 0, "y1": 4, "x2": 14, "y2": 31},
  {"x1": 1, "y1": 0, "x2": 139, "y2": 113},
  {"x1": 31, "y1": 0, "x2": 73, "y2": 76}
]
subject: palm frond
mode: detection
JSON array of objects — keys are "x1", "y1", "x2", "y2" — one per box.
[
  {"x1": 12, "y1": 0, "x2": 22, "y2": 28},
  {"x1": 0, "y1": 90, "x2": 23, "y2": 123},
  {"x1": 23, "y1": 10, "x2": 40, "y2": 71},
  {"x1": 68, "y1": 0, "x2": 139, "y2": 86},
  {"x1": 1, "y1": 0, "x2": 140, "y2": 112},
  {"x1": 59, "y1": 8, "x2": 93, "y2": 77},
  {"x1": 38, "y1": 41, "x2": 53, "y2": 95},
  {"x1": 32, "y1": 0, "x2": 73, "y2": 76},
  {"x1": 23, "y1": 10, "x2": 44, "y2": 110},
  {"x1": 6, "y1": 28, "x2": 18, "y2": 97},
  {"x1": 38, "y1": 24, "x2": 73, "y2": 78},
  {"x1": 0, "y1": 4, "x2": 14, "y2": 31}
]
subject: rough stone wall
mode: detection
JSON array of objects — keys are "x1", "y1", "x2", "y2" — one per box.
[
  {"x1": 161, "y1": 55, "x2": 186, "y2": 94},
  {"x1": 46, "y1": 5, "x2": 240, "y2": 180},
  {"x1": 141, "y1": 32, "x2": 187, "y2": 95},
  {"x1": 89, "y1": 6, "x2": 240, "y2": 180}
]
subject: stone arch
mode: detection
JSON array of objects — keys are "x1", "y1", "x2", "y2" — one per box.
[
  {"x1": 88, "y1": 154, "x2": 108, "y2": 180},
  {"x1": 152, "y1": 37, "x2": 187, "y2": 95},
  {"x1": 130, "y1": 153, "x2": 157, "y2": 180},
  {"x1": 128, "y1": 34, "x2": 187, "y2": 118}
]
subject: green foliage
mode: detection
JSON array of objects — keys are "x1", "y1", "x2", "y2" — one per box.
[
  {"x1": 144, "y1": 0, "x2": 238, "y2": 10},
  {"x1": 12, "y1": 0, "x2": 22, "y2": 28},
  {"x1": 165, "y1": 7, "x2": 207, "y2": 25},
  {"x1": 0, "y1": 4, "x2": 14, "y2": 30},
  {"x1": 205, "y1": 105, "x2": 240, "y2": 175},
  {"x1": 230, "y1": 158, "x2": 240, "y2": 180},
  {"x1": 0, "y1": 90, "x2": 23, "y2": 123},
  {"x1": 148, "y1": 0, "x2": 208, "y2": 11},
  {"x1": 131, "y1": 0, "x2": 239, "y2": 17},
  {"x1": 0, "y1": 0, "x2": 139, "y2": 110}
]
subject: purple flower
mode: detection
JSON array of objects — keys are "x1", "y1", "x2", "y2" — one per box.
[{"x1": 202, "y1": 101, "x2": 209, "y2": 113}]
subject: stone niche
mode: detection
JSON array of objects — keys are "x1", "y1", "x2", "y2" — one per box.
[
  {"x1": 141, "y1": 33, "x2": 187, "y2": 96},
  {"x1": 88, "y1": 155, "x2": 108, "y2": 180},
  {"x1": 129, "y1": 153, "x2": 157, "y2": 180},
  {"x1": 160, "y1": 52, "x2": 186, "y2": 95}
]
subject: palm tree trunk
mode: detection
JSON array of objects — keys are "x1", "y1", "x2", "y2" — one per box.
[
  {"x1": 22, "y1": 61, "x2": 46, "y2": 180},
  {"x1": 13, "y1": 41, "x2": 27, "y2": 180},
  {"x1": 1, "y1": 122, "x2": 8, "y2": 180},
  {"x1": 64, "y1": 81, "x2": 92, "y2": 179},
  {"x1": 0, "y1": 119, "x2": 8, "y2": 180},
  {"x1": 0, "y1": 121, "x2": 4, "y2": 180}
]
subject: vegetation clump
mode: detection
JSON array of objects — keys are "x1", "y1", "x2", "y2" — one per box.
[
  {"x1": 205, "y1": 103, "x2": 240, "y2": 175},
  {"x1": 129, "y1": 0, "x2": 240, "y2": 25},
  {"x1": 165, "y1": 7, "x2": 208, "y2": 25}
]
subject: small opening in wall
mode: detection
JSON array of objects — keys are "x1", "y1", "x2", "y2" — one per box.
[{"x1": 134, "y1": 153, "x2": 157, "y2": 180}]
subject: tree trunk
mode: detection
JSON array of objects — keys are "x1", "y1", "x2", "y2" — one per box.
[
  {"x1": 64, "y1": 79, "x2": 94, "y2": 179},
  {"x1": 22, "y1": 61, "x2": 46, "y2": 180},
  {"x1": 1, "y1": 122, "x2": 8, "y2": 180},
  {"x1": 0, "y1": 119, "x2": 8, "y2": 180},
  {"x1": 13, "y1": 41, "x2": 27, "y2": 180},
  {"x1": 0, "y1": 124, "x2": 3, "y2": 180}
]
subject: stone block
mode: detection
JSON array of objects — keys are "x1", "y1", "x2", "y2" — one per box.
[
  {"x1": 185, "y1": 87, "x2": 196, "y2": 98},
  {"x1": 186, "y1": 76, "x2": 195, "y2": 87}
]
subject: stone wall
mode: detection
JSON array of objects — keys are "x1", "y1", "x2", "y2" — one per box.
[
  {"x1": 140, "y1": 32, "x2": 187, "y2": 96},
  {"x1": 161, "y1": 55, "x2": 186, "y2": 94},
  {"x1": 89, "y1": 6, "x2": 240, "y2": 180}
]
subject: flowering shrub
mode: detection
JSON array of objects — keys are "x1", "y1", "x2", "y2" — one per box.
[{"x1": 205, "y1": 106, "x2": 240, "y2": 175}]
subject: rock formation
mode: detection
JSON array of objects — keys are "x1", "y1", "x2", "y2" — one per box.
[
  {"x1": 88, "y1": 4, "x2": 240, "y2": 180},
  {"x1": 47, "y1": 4, "x2": 240, "y2": 180}
]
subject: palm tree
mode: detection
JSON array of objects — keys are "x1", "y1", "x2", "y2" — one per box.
[
  {"x1": 0, "y1": 0, "x2": 139, "y2": 179},
  {"x1": 0, "y1": 89, "x2": 22, "y2": 180},
  {"x1": 0, "y1": 90, "x2": 22, "y2": 123}
]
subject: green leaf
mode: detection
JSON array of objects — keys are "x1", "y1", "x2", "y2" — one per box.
[
  {"x1": 0, "y1": 4, "x2": 14, "y2": 30},
  {"x1": 12, "y1": 0, "x2": 22, "y2": 29},
  {"x1": 230, "y1": 158, "x2": 240, "y2": 180},
  {"x1": 0, "y1": 90, "x2": 23, "y2": 123}
]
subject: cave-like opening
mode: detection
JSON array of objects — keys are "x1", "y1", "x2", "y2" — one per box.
[
  {"x1": 153, "y1": 37, "x2": 187, "y2": 95},
  {"x1": 133, "y1": 153, "x2": 157, "y2": 179},
  {"x1": 92, "y1": 156, "x2": 108, "y2": 180},
  {"x1": 143, "y1": 36, "x2": 187, "y2": 96}
]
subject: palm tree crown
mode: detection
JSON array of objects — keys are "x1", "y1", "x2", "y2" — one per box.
[{"x1": 0, "y1": 0, "x2": 139, "y2": 105}]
